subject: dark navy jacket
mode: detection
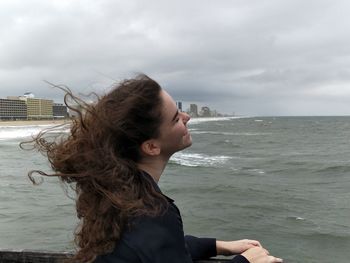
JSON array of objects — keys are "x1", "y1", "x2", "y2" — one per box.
[{"x1": 95, "y1": 172, "x2": 249, "y2": 263}]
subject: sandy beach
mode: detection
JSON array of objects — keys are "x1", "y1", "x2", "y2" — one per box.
[{"x1": 0, "y1": 119, "x2": 70, "y2": 127}]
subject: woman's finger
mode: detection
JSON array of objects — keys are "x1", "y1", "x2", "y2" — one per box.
[
  {"x1": 249, "y1": 240, "x2": 262, "y2": 247},
  {"x1": 268, "y1": 255, "x2": 283, "y2": 262}
]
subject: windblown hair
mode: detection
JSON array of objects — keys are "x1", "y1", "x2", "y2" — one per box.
[{"x1": 22, "y1": 74, "x2": 168, "y2": 262}]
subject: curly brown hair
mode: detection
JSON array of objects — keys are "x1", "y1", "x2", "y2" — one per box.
[{"x1": 21, "y1": 74, "x2": 169, "y2": 262}]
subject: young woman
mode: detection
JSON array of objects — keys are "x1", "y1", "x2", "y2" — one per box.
[{"x1": 27, "y1": 74, "x2": 283, "y2": 263}]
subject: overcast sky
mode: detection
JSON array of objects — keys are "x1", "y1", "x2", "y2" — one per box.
[{"x1": 1, "y1": 0, "x2": 350, "y2": 116}]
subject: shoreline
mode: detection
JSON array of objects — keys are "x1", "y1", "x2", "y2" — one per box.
[
  {"x1": 0, "y1": 119, "x2": 70, "y2": 127},
  {"x1": 0, "y1": 116, "x2": 237, "y2": 127}
]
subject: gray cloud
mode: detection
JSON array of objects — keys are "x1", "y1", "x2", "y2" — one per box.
[{"x1": 1, "y1": 0, "x2": 350, "y2": 115}]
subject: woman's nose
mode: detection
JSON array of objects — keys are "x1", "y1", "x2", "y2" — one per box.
[{"x1": 182, "y1": 112, "x2": 190, "y2": 124}]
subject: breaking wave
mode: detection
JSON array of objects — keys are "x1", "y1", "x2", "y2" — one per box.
[
  {"x1": 0, "y1": 125, "x2": 70, "y2": 140},
  {"x1": 188, "y1": 116, "x2": 241, "y2": 125},
  {"x1": 169, "y1": 152, "x2": 232, "y2": 167}
]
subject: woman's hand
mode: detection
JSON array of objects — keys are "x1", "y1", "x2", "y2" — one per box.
[
  {"x1": 216, "y1": 239, "x2": 262, "y2": 255},
  {"x1": 241, "y1": 247, "x2": 283, "y2": 263}
]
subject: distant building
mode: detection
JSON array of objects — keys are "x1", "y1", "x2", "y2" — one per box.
[
  {"x1": 0, "y1": 98, "x2": 27, "y2": 120},
  {"x1": 22, "y1": 97, "x2": 53, "y2": 120},
  {"x1": 53, "y1": 103, "x2": 68, "y2": 119},
  {"x1": 176, "y1": 101, "x2": 183, "y2": 112},
  {"x1": 189, "y1": 104, "x2": 198, "y2": 117},
  {"x1": 7, "y1": 96, "x2": 21, "y2": 100},
  {"x1": 200, "y1": 106, "x2": 211, "y2": 117},
  {"x1": 0, "y1": 93, "x2": 71, "y2": 121}
]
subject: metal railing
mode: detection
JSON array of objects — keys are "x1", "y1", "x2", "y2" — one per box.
[{"x1": 0, "y1": 250, "x2": 232, "y2": 263}]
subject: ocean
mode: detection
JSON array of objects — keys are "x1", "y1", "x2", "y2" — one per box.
[{"x1": 0, "y1": 116, "x2": 350, "y2": 263}]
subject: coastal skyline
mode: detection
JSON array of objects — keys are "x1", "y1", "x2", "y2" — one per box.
[
  {"x1": 1, "y1": 0, "x2": 350, "y2": 116},
  {"x1": 0, "y1": 91, "x2": 225, "y2": 119}
]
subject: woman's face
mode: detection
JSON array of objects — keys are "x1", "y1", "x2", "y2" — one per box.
[{"x1": 156, "y1": 90, "x2": 192, "y2": 156}]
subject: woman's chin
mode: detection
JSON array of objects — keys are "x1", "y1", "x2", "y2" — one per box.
[{"x1": 183, "y1": 134, "x2": 192, "y2": 148}]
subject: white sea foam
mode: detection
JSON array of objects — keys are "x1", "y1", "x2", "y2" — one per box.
[
  {"x1": 190, "y1": 131, "x2": 236, "y2": 135},
  {"x1": 287, "y1": 216, "x2": 306, "y2": 221},
  {"x1": 249, "y1": 168, "x2": 266, "y2": 174},
  {"x1": 0, "y1": 124, "x2": 70, "y2": 140},
  {"x1": 170, "y1": 152, "x2": 232, "y2": 167},
  {"x1": 188, "y1": 116, "x2": 241, "y2": 125},
  {"x1": 190, "y1": 131, "x2": 269, "y2": 136}
]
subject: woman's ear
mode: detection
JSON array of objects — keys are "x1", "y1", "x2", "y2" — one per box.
[{"x1": 140, "y1": 139, "x2": 161, "y2": 156}]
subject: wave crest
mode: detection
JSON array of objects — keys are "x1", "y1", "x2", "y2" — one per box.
[{"x1": 170, "y1": 152, "x2": 232, "y2": 167}]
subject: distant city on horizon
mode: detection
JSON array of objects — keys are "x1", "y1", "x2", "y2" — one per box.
[
  {"x1": 0, "y1": 92, "x2": 232, "y2": 121},
  {"x1": 176, "y1": 101, "x2": 233, "y2": 118}
]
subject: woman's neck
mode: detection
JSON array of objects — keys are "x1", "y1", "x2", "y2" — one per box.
[{"x1": 137, "y1": 155, "x2": 169, "y2": 183}]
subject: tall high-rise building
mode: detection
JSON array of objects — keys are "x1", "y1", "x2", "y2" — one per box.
[
  {"x1": 200, "y1": 106, "x2": 211, "y2": 117},
  {"x1": 189, "y1": 104, "x2": 198, "y2": 117},
  {"x1": 176, "y1": 101, "x2": 183, "y2": 111}
]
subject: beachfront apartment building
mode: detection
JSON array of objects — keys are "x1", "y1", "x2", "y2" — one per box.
[
  {"x1": 53, "y1": 103, "x2": 69, "y2": 119},
  {"x1": 0, "y1": 98, "x2": 27, "y2": 120},
  {"x1": 25, "y1": 98, "x2": 53, "y2": 120},
  {"x1": 0, "y1": 94, "x2": 70, "y2": 120}
]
